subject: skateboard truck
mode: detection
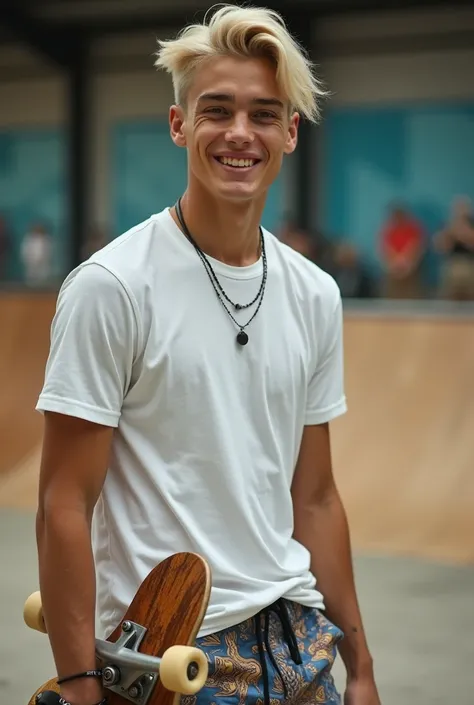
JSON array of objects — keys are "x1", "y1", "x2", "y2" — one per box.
[
  {"x1": 25, "y1": 554, "x2": 211, "y2": 705},
  {"x1": 96, "y1": 619, "x2": 205, "y2": 704},
  {"x1": 24, "y1": 591, "x2": 207, "y2": 704},
  {"x1": 96, "y1": 619, "x2": 157, "y2": 704}
]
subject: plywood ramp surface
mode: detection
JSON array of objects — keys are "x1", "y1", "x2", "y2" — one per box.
[
  {"x1": 331, "y1": 316, "x2": 474, "y2": 564},
  {"x1": 0, "y1": 294, "x2": 56, "y2": 477},
  {"x1": 1, "y1": 300, "x2": 473, "y2": 564},
  {"x1": 0, "y1": 445, "x2": 41, "y2": 509}
]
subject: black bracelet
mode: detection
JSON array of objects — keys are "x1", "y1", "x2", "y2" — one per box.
[
  {"x1": 57, "y1": 670, "x2": 103, "y2": 685},
  {"x1": 59, "y1": 698, "x2": 107, "y2": 705}
]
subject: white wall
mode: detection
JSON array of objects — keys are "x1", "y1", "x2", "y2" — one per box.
[
  {"x1": 91, "y1": 70, "x2": 174, "y2": 223},
  {"x1": 316, "y1": 7, "x2": 474, "y2": 105},
  {"x1": 0, "y1": 78, "x2": 65, "y2": 126},
  {"x1": 1, "y1": 6, "x2": 473, "y2": 225},
  {"x1": 320, "y1": 49, "x2": 474, "y2": 106}
]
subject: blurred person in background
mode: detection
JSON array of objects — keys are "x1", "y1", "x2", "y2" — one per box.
[
  {"x1": 279, "y1": 217, "x2": 316, "y2": 259},
  {"x1": 82, "y1": 224, "x2": 109, "y2": 261},
  {"x1": 279, "y1": 217, "x2": 335, "y2": 271},
  {"x1": 378, "y1": 203, "x2": 426, "y2": 299},
  {"x1": 21, "y1": 221, "x2": 53, "y2": 287},
  {"x1": 277, "y1": 214, "x2": 297, "y2": 242},
  {"x1": 434, "y1": 195, "x2": 474, "y2": 301},
  {"x1": 0, "y1": 214, "x2": 11, "y2": 281},
  {"x1": 330, "y1": 242, "x2": 377, "y2": 299}
]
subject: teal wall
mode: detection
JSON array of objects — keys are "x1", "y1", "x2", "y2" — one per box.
[
  {"x1": 111, "y1": 120, "x2": 284, "y2": 237},
  {"x1": 321, "y1": 102, "x2": 474, "y2": 285},
  {"x1": 0, "y1": 128, "x2": 66, "y2": 281},
  {"x1": 2, "y1": 107, "x2": 473, "y2": 288}
]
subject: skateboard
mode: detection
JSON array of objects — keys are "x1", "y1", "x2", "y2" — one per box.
[{"x1": 23, "y1": 552, "x2": 212, "y2": 705}]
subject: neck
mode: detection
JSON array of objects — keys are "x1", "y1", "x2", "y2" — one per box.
[{"x1": 171, "y1": 185, "x2": 265, "y2": 267}]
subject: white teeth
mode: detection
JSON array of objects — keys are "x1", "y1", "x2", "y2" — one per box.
[{"x1": 218, "y1": 157, "x2": 255, "y2": 168}]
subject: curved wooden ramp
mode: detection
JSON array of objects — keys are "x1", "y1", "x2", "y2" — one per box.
[
  {"x1": 0, "y1": 445, "x2": 42, "y2": 509},
  {"x1": 0, "y1": 293, "x2": 56, "y2": 479},
  {"x1": 331, "y1": 315, "x2": 474, "y2": 565},
  {"x1": 1, "y1": 296, "x2": 473, "y2": 564}
]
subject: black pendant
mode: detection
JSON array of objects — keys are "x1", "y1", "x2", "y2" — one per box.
[
  {"x1": 235, "y1": 303, "x2": 243, "y2": 310},
  {"x1": 237, "y1": 330, "x2": 249, "y2": 346}
]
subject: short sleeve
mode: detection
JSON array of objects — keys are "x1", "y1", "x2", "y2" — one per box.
[
  {"x1": 36, "y1": 263, "x2": 140, "y2": 427},
  {"x1": 305, "y1": 292, "x2": 347, "y2": 425}
]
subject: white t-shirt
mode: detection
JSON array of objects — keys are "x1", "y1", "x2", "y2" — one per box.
[{"x1": 36, "y1": 207, "x2": 347, "y2": 639}]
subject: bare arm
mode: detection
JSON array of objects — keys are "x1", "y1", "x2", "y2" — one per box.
[
  {"x1": 36, "y1": 411, "x2": 114, "y2": 704},
  {"x1": 291, "y1": 423, "x2": 374, "y2": 680}
]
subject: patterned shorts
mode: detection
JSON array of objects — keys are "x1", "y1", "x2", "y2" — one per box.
[{"x1": 182, "y1": 599, "x2": 344, "y2": 705}]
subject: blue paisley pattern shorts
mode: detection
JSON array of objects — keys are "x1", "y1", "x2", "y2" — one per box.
[{"x1": 181, "y1": 599, "x2": 344, "y2": 705}]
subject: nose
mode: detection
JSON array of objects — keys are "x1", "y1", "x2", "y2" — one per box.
[{"x1": 225, "y1": 112, "x2": 254, "y2": 147}]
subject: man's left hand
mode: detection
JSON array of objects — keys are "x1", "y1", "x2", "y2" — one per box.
[{"x1": 344, "y1": 675, "x2": 381, "y2": 705}]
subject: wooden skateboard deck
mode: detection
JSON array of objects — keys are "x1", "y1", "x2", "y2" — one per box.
[{"x1": 26, "y1": 552, "x2": 211, "y2": 705}]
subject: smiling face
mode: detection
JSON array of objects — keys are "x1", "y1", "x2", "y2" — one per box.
[{"x1": 169, "y1": 55, "x2": 299, "y2": 204}]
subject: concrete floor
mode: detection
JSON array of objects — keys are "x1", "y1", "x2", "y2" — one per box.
[{"x1": 2, "y1": 508, "x2": 473, "y2": 705}]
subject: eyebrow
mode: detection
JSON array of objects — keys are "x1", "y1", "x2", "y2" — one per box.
[{"x1": 197, "y1": 93, "x2": 285, "y2": 109}]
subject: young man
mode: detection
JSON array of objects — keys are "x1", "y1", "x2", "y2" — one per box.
[{"x1": 35, "y1": 5, "x2": 380, "y2": 705}]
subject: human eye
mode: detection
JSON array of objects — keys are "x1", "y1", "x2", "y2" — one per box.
[
  {"x1": 205, "y1": 106, "x2": 229, "y2": 116},
  {"x1": 254, "y1": 110, "x2": 277, "y2": 120}
]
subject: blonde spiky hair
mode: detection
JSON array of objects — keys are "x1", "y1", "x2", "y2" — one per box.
[{"x1": 154, "y1": 4, "x2": 327, "y2": 123}]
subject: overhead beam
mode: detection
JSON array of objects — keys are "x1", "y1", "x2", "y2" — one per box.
[
  {"x1": 284, "y1": 13, "x2": 316, "y2": 234},
  {"x1": 319, "y1": 28, "x2": 474, "y2": 58},
  {"x1": 316, "y1": 0, "x2": 474, "y2": 16},
  {"x1": 27, "y1": 0, "x2": 474, "y2": 38},
  {"x1": 24, "y1": 3, "x2": 312, "y2": 37},
  {"x1": 2, "y1": 0, "x2": 74, "y2": 67}
]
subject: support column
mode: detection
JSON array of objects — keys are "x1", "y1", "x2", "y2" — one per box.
[
  {"x1": 295, "y1": 115, "x2": 313, "y2": 233},
  {"x1": 287, "y1": 13, "x2": 319, "y2": 233},
  {"x1": 67, "y1": 40, "x2": 91, "y2": 271}
]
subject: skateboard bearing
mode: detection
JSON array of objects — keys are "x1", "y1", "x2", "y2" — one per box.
[
  {"x1": 187, "y1": 662, "x2": 199, "y2": 680},
  {"x1": 102, "y1": 665, "x2": 121, "y2": 686}
]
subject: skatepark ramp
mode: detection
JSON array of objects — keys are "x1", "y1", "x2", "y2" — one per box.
[
  {"x1": 0, "y1": 293, "x2": 473, "y2": 564},
  {"x1": 0, "y1": 293, "x2": 56, "y2": 478},
  {"x1": 331, "y1": 313, "x2": 474, "y2": 565}
]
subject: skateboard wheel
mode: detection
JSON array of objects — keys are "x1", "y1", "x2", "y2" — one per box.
[
  {"x1": 159, "y1": 645, "x2": 208, "y2": 695},
  {"x1": 28, "y1": 678, "x2": 60, "y2": 705},
  {"x1": 35, "y1": 691, "x2": 62, "y2": 704},
  {"x1": 23, "y1": 591, "x2": 47, "y2": 634}
]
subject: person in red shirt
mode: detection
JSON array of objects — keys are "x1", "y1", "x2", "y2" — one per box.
[{"x1": 379, "y1": 204, "x2": 425, "y2": 298}]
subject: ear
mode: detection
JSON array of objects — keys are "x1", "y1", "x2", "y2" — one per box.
[
  {"x1": 284, "y1": 112, "x2": 300, "y2": 155},
  {"x1": 169, "y1": 105, "x2": 187, "y2": 148}
]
